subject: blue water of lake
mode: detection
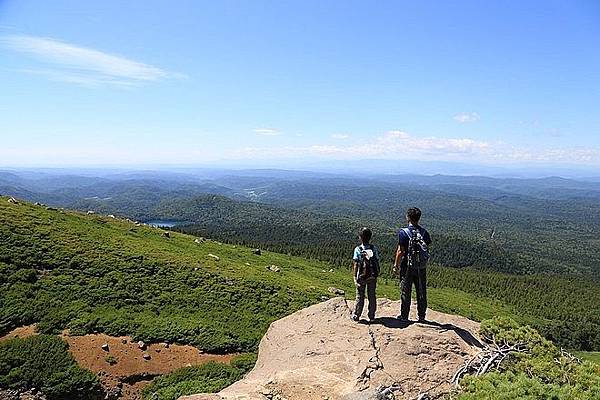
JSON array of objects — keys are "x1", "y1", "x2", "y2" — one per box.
[{"x1": 145, "y1": 220, "x2": 181, "y2": 228}]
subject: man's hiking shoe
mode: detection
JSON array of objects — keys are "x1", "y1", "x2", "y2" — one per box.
[
  {"x1": 418, "y1": 317, "x2": 427, "y2": 323},
  {"x1": 397, "y1": 315, "x2": 408, "y2": 321}
]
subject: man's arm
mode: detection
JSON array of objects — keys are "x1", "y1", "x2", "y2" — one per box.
[{"x1": 393, "y1": 245, "x2": 404, "y2": 274}]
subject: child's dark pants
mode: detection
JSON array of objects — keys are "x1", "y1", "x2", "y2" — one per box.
[{"x1": 353, "y1": 278, "x2": 377, "y2": 320}]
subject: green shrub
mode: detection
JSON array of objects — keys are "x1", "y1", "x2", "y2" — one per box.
[
  {"x1": 142, "y1": 353, "x2": 256, "y2": 400},
  {"x1": 105, "y1": 355, "x2": 118, "y2": 365},
  {"x1": 230, "y1": 353, "x2": 257, "y2": 374},
  {"x1": 455, "y1": 318, "x2": 600, "y2": 399},
  {"x1": 0, "y1": 335, "x2": 101, "y2": 400}
]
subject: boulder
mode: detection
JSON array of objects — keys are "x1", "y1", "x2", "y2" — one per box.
[
  {"x1": 163, "y1": 231, "x2": 171, "y2": 238},
  {"x1": 267, "y1": 265, "x2": 281, "y2": 272},
  {"x1": 179, "y1": 298, "x2": 482, "y2": 400},
  {"x1": 101, "y1": 343, "x2": 109, "y2": 351},
  {"x1": 143, "y1": 353, "x2": 151, "y2": 360},
  {"x1": 208, "y1": 254, "x2": 220, "y2": 261},
  {"x1": 328, "y1": 287, "x2": 345, "y2": 296},
  {"x1": 252, "y1": 249, "x2": 262, "y2": 256},
  {"x1": 138, "y1": 340, "x2": 146, "y2": 350},
  {"x1": 87, "y1": 210, "x2": 95, "y2": 215},
  {"x1": 7, "y1": 197, "x2": 18, "y2": 204}
]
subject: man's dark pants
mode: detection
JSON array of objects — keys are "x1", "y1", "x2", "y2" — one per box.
[
  {"x1": 400, "y1": 267, "x2": 427, "y2": 320},
  {"x1": 353, "y1": 278, "x2": 377, "y2": 320}
]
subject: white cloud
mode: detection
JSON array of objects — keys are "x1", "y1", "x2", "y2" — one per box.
[
  {"x1": 1, "y1": 34, "x2": 180, "y2": 87},
  {"x1": 331, "y1": 133, "x2": 349, "y2": 139},
  {"x1": 453, "y1": 112, "x2": 480, "y2": 123},
  {"x1": 253, "y1": 128, "x2": 281, "y2": 136},
  {"x1": 229, "y1": 130, "x2": 494, "y2": 160},
  {"x1": 229, "y1": 129, "x2": 600, "y2": 166}
]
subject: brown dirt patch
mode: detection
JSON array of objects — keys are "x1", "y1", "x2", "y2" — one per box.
[
  {"x1": 0, "y1": 325, "x2": 37, "y2": 342},
  {"x1": 0, "y1": 326, "x2": 237, "y2": 400},
  {"x1": 62, "y1": 332, "x2": 236, "y2": 379},
  {"x1": 64, "y1": 333, "x2": 237, "y2": 400}
]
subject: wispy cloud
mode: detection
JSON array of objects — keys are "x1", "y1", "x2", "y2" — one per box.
[
  {"x1": 331, "y1": 133, "x2": 349, "y2": 139},
  {"x1": 230, "y1": 130, "x2": 492, "y2": 160},
  {"x1": 0, "y1": 34, "x2": 181, "y2": 87},
  {"x1": 453, "y1": 112, "x2": 480, "y2": 123},
  {"x1": 253, "y1": 128, "x2": 281, "y2": 136},
  {"x1": 228, "y1": 129, "x2": 600, "y2": 166}
]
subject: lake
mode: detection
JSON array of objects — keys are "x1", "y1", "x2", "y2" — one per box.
[{"x1": 145, "y1": 220, "x2": 181, "y2": 228}]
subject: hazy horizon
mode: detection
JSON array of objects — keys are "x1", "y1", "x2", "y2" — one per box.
[{"x1": 2, "y1": 159, "x2": 599, "y2": 180}]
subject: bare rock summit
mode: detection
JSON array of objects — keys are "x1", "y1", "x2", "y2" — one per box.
[{"x1": 181, "y1": 297, "x2": 483, "y2": 400}]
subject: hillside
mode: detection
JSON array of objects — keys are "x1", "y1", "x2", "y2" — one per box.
[
  {"x1": 2, "y1": 170, "x2": 600, "y2": 278},
  {"x1": 1, "y1": 195, "x2": 599, "y2": 353},
  {"x1": 0, "y1": 196, "x2": 531, "y2": 349},
  {"x1": 1, "y1": 197, "x2": 599, "y2": 400}
]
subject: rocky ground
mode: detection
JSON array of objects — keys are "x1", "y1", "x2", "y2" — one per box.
[{"x1": 182, "y1": 298, "x2": 483, "y2": 400}]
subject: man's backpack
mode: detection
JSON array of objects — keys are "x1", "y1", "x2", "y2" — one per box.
[
  {"x1": 403, "y1": 227, "x2": 429, "y2": 270},
  {"x1": 356, "y1": 244, "x2": 380, "y2": 281}
]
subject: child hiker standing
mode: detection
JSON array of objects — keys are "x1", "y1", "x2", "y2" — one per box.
[{"x1": 351, "y1": 227, "x2": 380, "y2": 322}]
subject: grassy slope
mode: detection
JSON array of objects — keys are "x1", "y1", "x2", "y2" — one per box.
[
  {"x1": 0, "y1": 197, "x2": 525, "y2": 352},
  {"x1": 575, "y1": 352, "x2": 600, "y2": 365}
]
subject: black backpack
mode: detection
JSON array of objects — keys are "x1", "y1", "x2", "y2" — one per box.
[
  {"x1": 356, "y1": 244, "x2": 380, "y2": 281},
  {"x1": 403, "y1": 227, "x2": 430, "y2": 270}
]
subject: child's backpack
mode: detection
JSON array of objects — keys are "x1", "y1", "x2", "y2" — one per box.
[
  {"x1": 356, "y1": 244, "x2": 380, "y2": 281},
  {"x1": 403, "y1": 227, "x2": 429, "y2": 270}
]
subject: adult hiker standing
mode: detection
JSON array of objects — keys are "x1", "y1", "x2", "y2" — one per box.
[
  {"x1": 393, "y1": 207, "x2": 432, "y2": 322},
  {"x1": 351, "y1": 227, "x2": 380, "y2": 323}
]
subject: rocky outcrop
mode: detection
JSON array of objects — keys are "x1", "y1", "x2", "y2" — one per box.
[
  {"x1": 0, "y1": 389, "x2": 47, "y2": 400},
  {"x1": 181, "y1": 298, "x2": 483, "y2": 400}
]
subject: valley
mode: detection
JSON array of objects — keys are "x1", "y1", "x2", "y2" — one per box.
[{"x1": 1, "y1": 169, "x2": 599, "y2": 399}]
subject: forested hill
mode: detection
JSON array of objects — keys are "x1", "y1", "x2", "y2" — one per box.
[
  {"x1": 160, "y1": 195, "x2": 600, "y2": 352},
  {"x1": 1, "y1": 196, "x2": 600, "y2": 400},
  {"x1": 2, "y1": 169, "x2": 598, "y2": 279},
  {"x1": 1, "y1": 196, "x2": 599, "y2": 353}
]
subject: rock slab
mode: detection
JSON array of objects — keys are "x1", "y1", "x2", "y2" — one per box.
[{"x1": 181, "y1": 298, "x2": 483, "y2": 400}]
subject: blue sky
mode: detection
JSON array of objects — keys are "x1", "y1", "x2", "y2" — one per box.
[{"x1": 1, "y1": 0, "x2": 599, "y2": 167}]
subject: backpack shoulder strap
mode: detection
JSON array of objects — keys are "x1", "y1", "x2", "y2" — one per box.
[{"x1": 402, "y1": 227, "x2": 412, "y2": 238}]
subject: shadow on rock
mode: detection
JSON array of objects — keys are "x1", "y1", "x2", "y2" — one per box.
[
  {"x1": 418, "y1": 320, "x2": 484, "y2": 348},
  {"x1": 371, "y1": 317, "x2": 413, "y2": 329},
  {"x1": 370, "y1": 318, "x2": 483, "y2": 348}
]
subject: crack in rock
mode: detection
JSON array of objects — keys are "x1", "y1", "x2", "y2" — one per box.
[{"x1": 357, "y1": 327, "x2": 385, "y2": 390}]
